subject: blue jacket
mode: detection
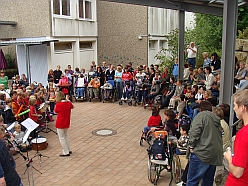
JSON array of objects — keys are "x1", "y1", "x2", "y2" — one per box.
[{"x1": 172, "y1": 64, "x2": 178, "y2": 76}]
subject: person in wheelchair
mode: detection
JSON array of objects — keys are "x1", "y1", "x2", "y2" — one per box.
[
  {"x1": 101, "y1": 81, "x2": 113, "y2": 100},
  {"x1": 88, "y1": 75, "x2": 100, "y2": 101},
  {"x1": 75, "y1": 74, "x2": 88, "y2": 99},
  {"x1": 121, "y1": 81, "x2": 132, "y2": 101},
  {"x1": 143, "y1": 108, "x2": 162, "y2": 137},
  {"x1": 163, "y1": 109, "x2": 177, "y2": 138},
  {"x1": 144, "y1": 80, "x2": 160, "y2": 107}
]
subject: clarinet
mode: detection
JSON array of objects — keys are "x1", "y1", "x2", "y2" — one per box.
[{"x1": 2, "y1": 125, "x2": 27, "y2": 160}]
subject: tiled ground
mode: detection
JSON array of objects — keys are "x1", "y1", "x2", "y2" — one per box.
[{"x1": 15, "y1": 100, "x2": 186, "y2": 186}]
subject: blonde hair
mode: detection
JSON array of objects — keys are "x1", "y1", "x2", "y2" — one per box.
[
  {"x1": 212, "y1": 107, "x2": 224, "y2": 120},
  {"x1": 14, "y1": 123, "x2": 21, "y2": 129},
  {"x1": 233, "y1": 89, "x2": 248, "y2": 108},
  {"x1": 117, "y1": 66, "x2": 122, "y2": 72},
  {"x1": 55, "y1": 91, "x2": 65, "y2": 102},
  {"x1": 29, "y1": 98, "x2": 36, "y2": 106},
  {"x1": 5, "y1": 98, "x2": 12, "y2": 104}
]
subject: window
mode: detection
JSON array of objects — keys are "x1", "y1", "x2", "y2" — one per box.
[
  {"x1": 80, "y1": 42, "x2": 92, "y2": 49},
  {"x1": 149, "y1": 41, "x2": 155, "y2": 49},
  {"x1": 159, "y1": 40, "x2": 165, "y2": 49},
  {"x1": 54, "y1": 42, "x2": 72, "y2": 51},
  {"x1": 53, "y1": 0, "x2": 71, "y2": 16},
  {"x1": 79, "y1": 0, "x2": 92, "y2": 19}
]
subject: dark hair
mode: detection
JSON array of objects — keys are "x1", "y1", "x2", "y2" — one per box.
[
  {"x1": 177, "y1": 79, "x2": 183, "y2": 85},
  {"x1": 10, "y1": 90, "x2": 17, "y2": 98},
  {"x1": 204, "y1": 66, "x2": 212, "y2": 73},
  {"x1": 180, "y1": 124, "x2": 190, "y2": 135},
  {"x1": 199, "y1": 86, "x2": 206, "y2": 91},
  {"x1": 75, "y1": 67, "x2": 79, "y2": 71},
  {"x1": 164, "y1": 109, "x2": 176, "y2": 121},
  {"x1": 192, "y1": 85, "x2": 198, "y2": 92},
  {"x1": 152, "y1": 108, "x2": 159, "y2": 116},
  {"x1": 189, "y1": 67, "x2": 194, "y2": 72},
  {"x1": 199, "y1": 67, "x2": 203, "y2": 71},
  {"x1": 199, "y1": 100, "x2": 212, "y2": 112},
  {"x1": 179, "y1": 94, "x2": 185, "y2": 101},
  {"x1": 170, "y1": 76, "x2": 175, "y2": 83},
  {"x1": 184, "y1": 64, "x2": 188, "y2": 68},
  {"x1": 211, "y1": 52, "x2": 219, "y2": 61},
  {"x1": 219, "y1": 103, "x2": 230, "y2": 117}
]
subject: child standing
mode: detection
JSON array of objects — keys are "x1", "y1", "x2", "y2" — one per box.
[
  {"x1": 48, "y1": 87, "x2": 56, "y2": 113},
  {"x1": 175, "y1": 124, "x2": 190, "y2": 155}
]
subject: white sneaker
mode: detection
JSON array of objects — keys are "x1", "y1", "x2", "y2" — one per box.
[
  {"x1": 145, "y1": 104, "x2": 148, "y2": 107},
  {"x1": 121, "y1": 97, "x2": 124, "y2": 100},
  {"x1": 124, "y1": 98, "x2": 127, "y2": 101},
  {"x1": 76, "y1": 97, "x2": 79, "y2": 99}
]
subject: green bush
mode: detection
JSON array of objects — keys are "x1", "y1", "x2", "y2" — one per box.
[{"x1": 4, "y1": 69, "x2": 19, "y2": 79}]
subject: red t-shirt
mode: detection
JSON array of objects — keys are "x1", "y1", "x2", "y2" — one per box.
[
  {"x1": 29, "y1": 105, "x2": 38, "y2": 122},
  {"x1": 147, "y1": 115, "x2": 162, "y2": 127},
  {"x1": 54, "y1": 101, "x2": 73, "y2": 129},
  {"x1": 226, "y1": 124, "x2": 248, "y2": 186}
]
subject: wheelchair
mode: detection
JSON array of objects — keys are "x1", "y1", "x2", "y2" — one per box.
[
  {"x1": 87, "y1": 86, "x2": 102, "y2": 102},
  {"x1": 74, "y1": 86, "x2": 88, "y2": 102},
  {"x1": 100, "y1": 80, "x2": 119, "y2": 103},
  {"x1": 147, "y1": 131, "x2": 182, "y2": 185}
]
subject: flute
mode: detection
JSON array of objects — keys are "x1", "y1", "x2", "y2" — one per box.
[{"x1": 2, "y1": 125, "x2": 28, "y2": 160}]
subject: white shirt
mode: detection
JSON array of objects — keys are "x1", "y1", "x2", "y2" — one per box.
[{"x1": 187, "y1": 47, "x2": 197, "y2": 58}]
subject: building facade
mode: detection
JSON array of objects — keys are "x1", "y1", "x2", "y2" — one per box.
[
  {"x1": 97, "y1": 1, "x2": 148, "y2": 68},
  {"x1": 0, "y1": 0, "x2": 98, "y2": 86}
]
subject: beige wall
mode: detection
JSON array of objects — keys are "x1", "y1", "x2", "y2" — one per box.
[
  {"x1": 97, "y1": 1, "x2": 148, "y2": 67},
  {"x1": 0, "y1": 0, "x2": 51, "y2": 39}
]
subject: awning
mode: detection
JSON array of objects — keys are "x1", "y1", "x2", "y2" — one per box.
[{"x1": 0, "y1": 39, "x2": 59, "y2": 46}]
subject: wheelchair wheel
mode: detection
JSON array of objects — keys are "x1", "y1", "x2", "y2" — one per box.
[
  {"x1": 146, "y1": 130, "x2": 155, "y2": 146},
  {"x1": 139, "y1": 139, "x2": 143, "y2": 147},
  {"x1": 128, "y1": 101, "x2": 132, "y2": 106},
  {"x1": 148, "y1": 159, "x2": 158, "y2": 184},
  {"x1": 172, "y1": 154, "x2": 182, "y2": 184}
]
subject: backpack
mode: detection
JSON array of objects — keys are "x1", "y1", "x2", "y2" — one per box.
[{"x1": 151, "y1": 139, "x2": 166, "y2": 160}]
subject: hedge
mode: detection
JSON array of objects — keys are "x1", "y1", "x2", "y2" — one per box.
[{"x1": 3, "y1": 69, "x2": 19, "y2": 79}]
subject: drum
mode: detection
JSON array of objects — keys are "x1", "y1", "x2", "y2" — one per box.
[
  {"x1": 38, "y1": 103, "x2": 47, "y2": 113},
  {"x1": 31, "y1": 138, "x2": 47, "y2": 151}
]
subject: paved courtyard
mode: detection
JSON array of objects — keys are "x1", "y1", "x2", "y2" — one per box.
[{"x1": 15, "y1": 100, "x2": 185, "y2": 186}]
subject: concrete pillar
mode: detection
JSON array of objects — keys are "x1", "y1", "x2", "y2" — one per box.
[{"x1": 178, "y1": 10, "x2": 185, "y2": 79}]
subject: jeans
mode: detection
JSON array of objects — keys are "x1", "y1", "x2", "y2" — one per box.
[
  {"x1": 116, "y1": 81, "x2": 123, "y2": 99},
  {"x1": 76, "y1": 87, "x2": 85, "y2": 97},
  {"x1": 187, "y1": 58, "x2": 196, "y2": 68},
  {"x1": 162, "y1": 94, "x2": 173, "y2": 107},
  {"x1": 193, "y1": 108, "x2": 200, "y2": 119},
  {"x1": 144, "y1": 126, "x2": 151, "y2": 133},
  {"x1": 137, "y1": 90, "x2": 147, "y2": 102},
  {"x1": 49, "y1": 102, "x2": 55, "y2": 113},
  {"x1": 187, "y1": 153, "x2": 216, "y2": 186},
  {"x1": 122, "y1": 91, "x2": 132, "y2": 99}
]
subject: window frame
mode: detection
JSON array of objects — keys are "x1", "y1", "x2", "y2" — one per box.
[
  {"x1": 78, "y1": 0, "x2": 93, "y2": 20},
  {"x1": 52, "y1": 0, "x2": 72, "y2": 18}
]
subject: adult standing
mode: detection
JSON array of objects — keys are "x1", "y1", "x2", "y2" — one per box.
[
  {"x1": 114, "y1": 66, "x2": 123, "y2": 99},
  {"x1": 101, "y1": 61, "x2": 108, "y2": 73},
  {"x1": 47, "y1": 69, "x2": 54, "y2": 83},
  {"x1": 0, "y1": 70, "x2": 8, "y2": 90},
  {"x1": 0, "y1": 140, "x2": 22, "y2": 186},
  {"x1": 202, "y1": 52, "x2": 211, "y2": 68},
  {"x1": 54, "y1": 91, "x2": 74, "y2": 157},
  {"x1": 201, "y1": 66, "x2": 214, "y2": 90},
  {"x1": 187, "y1": 100, "x2": 223, "y2": 186},
  {"x1": 185, "y1": 42, "x2": 197, "y2": 68},
  {"x1": 224, "y1": 89, "x2": 248, "y2": 185},
  {"x1": 211, "y1": 52, "x2": 221, "y2": 71},
  {"x1": 105, "y1": 65, "x2": 115, "y2": 81},
  {"x1": 20, "y1": 74, "x2": 29, "y2": 87},
  {"x1": 54, "y1": 65, "x2": 62, "y2": 84}
]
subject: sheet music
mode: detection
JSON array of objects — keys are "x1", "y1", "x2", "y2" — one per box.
[{"x1": 21, "y1": 118, "x2": 39, "y2": 143}]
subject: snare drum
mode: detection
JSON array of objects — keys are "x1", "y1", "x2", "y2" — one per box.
[
  {"x1": 38, "y1": 103, "x2": 47, "y2": 113},
  {"x1": 31, "y1": 138, "x2": 47, "y2": 151}
]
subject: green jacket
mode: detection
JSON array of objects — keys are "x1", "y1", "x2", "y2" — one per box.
[{"x1": 188, "y1": 111, "x2": 223, "y2": 166}]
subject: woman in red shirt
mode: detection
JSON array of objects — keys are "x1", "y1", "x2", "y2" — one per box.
[
  {"x1": 122, "y1": 67, "x2": 133, "y2": 82},
  {"x1": 54, "y1": 91, "x2": 74, "y2": 157},
  {"x1": 143, "y1": 108, "x2": 162, "y2": 134}
]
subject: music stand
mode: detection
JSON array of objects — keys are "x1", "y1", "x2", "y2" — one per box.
[{"x1": 39, "y1": 102, "x2": 57, "y2": 134}]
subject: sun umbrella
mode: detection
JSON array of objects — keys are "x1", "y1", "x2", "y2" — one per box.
[{"x1": 0, "y1": 49, "x2": 8, "y2": 69}]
